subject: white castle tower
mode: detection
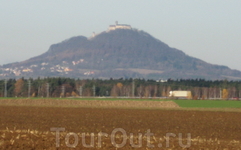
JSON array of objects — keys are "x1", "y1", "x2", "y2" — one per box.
[{"x1": 108, "y1": 21, "x2": 132, "y2": 31}]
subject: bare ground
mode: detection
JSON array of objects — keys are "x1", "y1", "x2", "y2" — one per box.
[
  {"x1": 0, "y1": 99, "x2": 179, "y2": 109},
  {"x1": 0, "y1": 106, "x2": 241, "y2": 149}
]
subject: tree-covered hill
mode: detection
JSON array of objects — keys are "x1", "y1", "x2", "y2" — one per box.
[{"x1": 1, "y1": 28, "x2": 241, "y2": 80}]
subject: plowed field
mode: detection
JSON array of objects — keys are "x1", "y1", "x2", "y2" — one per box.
[{"x1": 0, "y1": 100, "x2": 241, "y2": 149}]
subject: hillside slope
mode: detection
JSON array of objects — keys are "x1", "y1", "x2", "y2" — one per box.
[{"x1": 1, "y1": 28, "x2": 241, "y2": 79}]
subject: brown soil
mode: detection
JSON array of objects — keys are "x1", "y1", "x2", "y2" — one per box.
[
  {"x1": 0, "y1": 99, "x2": 179, "y2": 109},
  {"x1": 0, "y1": 105, "x2": 241, "y2": 149}
]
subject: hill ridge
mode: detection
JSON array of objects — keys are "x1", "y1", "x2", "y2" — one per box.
[{"x1": 1, "y1": 27, "x2": 241, "y2": 80}]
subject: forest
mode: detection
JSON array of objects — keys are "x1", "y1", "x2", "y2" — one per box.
[{"x1": 0, "y1": 77, "x2": 241, "y2": 99}]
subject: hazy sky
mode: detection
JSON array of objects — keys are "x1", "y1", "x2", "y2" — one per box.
[{"x1": 1, "y1": 1, "x2": 241, "y2": 70}]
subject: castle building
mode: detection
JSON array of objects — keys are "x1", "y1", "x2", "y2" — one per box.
[{"x1": 108, "y1": 21, "x2": 132, "y2": 31}]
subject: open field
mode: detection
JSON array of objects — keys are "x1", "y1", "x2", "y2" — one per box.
[
  {"x1": 0, "y1": 98, "x2": 241, "y2": 149},
  {"x1": 0, "y1": 98, "x2": 179, "y2": 109},
  {"x1": 173, "y1": 99, "x2": 241, "y2": 108},
  {"x1": 0, "y1": 106, "x2": 241, "y2": 149},
  {"x1": 1, "y1": 98, "x2": 241, "y2": 110}
]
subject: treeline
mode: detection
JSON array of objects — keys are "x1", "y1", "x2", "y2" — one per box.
[{"x1": 0, "y1": 78, "x2": 241, "y2": 99}]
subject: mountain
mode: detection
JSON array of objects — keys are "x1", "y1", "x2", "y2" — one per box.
[{"x1": 1, "y1": 26, "x2": 241, "y2": 80}]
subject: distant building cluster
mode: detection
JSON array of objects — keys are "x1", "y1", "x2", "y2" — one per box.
[
  {"x1": 0, "y1": 58, "x2": 96, "y2": 77},
  {"x1": 108, "y1": 21, "x2": 132, "y2": 31},
  {"x1": 50, "y1": 64, "x2": 72, "y2": 74},
  {"x1": 0, "y1": 65, "x2": 39, "y2": 77},
  {"x1": 72, "y1": 59, "x2": 84, "y2": 65}
]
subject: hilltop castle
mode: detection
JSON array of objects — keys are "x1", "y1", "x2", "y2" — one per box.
[
  {"x1": 91, "y1": 21, "x2": 132, "y2": 38},
  {"x1": 108, "y1": 21, "x2": 132, "y2": 31}
]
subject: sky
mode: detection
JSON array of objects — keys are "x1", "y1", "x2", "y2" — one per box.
[{"x1": 1, "y1": 1, "x2": 241, "y2": 70}]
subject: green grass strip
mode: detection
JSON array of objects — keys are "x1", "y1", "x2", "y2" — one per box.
[{"x1": 174, "y1": 100, "x2": 241, "y2": 108}]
